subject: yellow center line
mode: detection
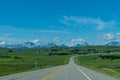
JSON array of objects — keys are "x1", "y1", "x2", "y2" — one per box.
[{"x1": 41, "y1": 68, "x2": 64, "y2": 80}]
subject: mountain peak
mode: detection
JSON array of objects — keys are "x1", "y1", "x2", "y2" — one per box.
[{"x1": 106, "y1": 40, "x2": 120, "y2": 46}]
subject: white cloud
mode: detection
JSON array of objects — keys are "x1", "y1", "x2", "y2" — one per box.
[
  {"x1": 0, "y1": 26, "x2": 70, "y2": 34},
  {"x1": 0, "y1": 41, "x2": 6, "y2": 45},
  {"x1": 32, "y1": 39, "x2": 40, "y2": 44},
  {"x1": 66, "y1": 39, "x2": 88, "y2": 47},
  {"x1": 60, "y1": 16, "x2": 116, "y2": 30},
  {"x1": 117, "y1": 33, "x2": 120, "y2": 37},
  {"x1": 0, "y1": 33, "x2": 12, "y2": 37},
  {"x1": 99, "y1": 33, "x2": 120, "y2": 42},
  {"x1": 71, "y1": 39, "x2": 85, "y2": 43},
  {"x1": 52, "y1": 37, "x2": 61, "y2": 43},
  {"x1": 5, "y1": 34, "x2": 12, "y2": 37},
  {"x1": 104, "y1": 33, "x2": 115, "y2": 40},
  {"x1": 99, "y1": 33, "x2": 115, "y2": 41},
  {"x1": 116, "y1": 33, "x2": 120, "y2": 39}
]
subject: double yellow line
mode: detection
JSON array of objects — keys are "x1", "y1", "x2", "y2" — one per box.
[{"x1": 42, "y1": 68, "x2": 64, "y2": 80}]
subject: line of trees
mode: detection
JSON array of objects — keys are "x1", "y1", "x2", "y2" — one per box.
[
  {"x1": 39, "y1": 46, "x2": 120, "y2": 55},
  {"x1": 99, "y1": 55, "x2": 120, "y2": 60}
]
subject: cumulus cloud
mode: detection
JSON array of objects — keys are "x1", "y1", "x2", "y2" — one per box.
[
  {"x1": 95, "y1": 32, "x2": 120, "y2": 44},
  {"x1": 117, "y1": 33, "x2": 120, "y2": 37},
  {"x1": 66, "y1": 39, "x2": 88, "y2": 47},
  {"x1": 102, "y1": 33, "x2": 115, "y2": 40},
  {"x1": 52, "y1": 37, "x2": 61, "y2": 43},
  {"x1": 0, "y1": 41, "x2": 6, "y2": 45},
  {"x1": 0, "y1": 33, "x2": 12, "y2": 37},
  {"x1": 0, "y1": 26, "x2": 69, "y2": 34},
  {"x1": 99, "y1": 33, "x2": 119, "y2": 41},
  {"x1": 60, "y1": 16, "x2": 116, "y2": 30},
  {"x1": 71, "y1": 39, "x2": 85, "y2": 43},
  {"x1": 32, "y1": 39, "x2": 40, "y2": 44},
  {"x1": 5, "y1": 34, "x2": 12, "y2": 37}
]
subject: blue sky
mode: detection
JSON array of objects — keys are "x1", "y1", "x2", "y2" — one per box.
[{"x1": 0, "y1": 0, "x2": 120, "y2": 45}]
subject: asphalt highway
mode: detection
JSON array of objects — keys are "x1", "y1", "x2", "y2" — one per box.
[{"x1": 0, "y1": 57, "x2": 118, "y2": 80}]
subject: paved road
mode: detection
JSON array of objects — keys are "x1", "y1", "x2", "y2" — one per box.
[{"x1": 0, "y1": 57, "x2": 118, "y2": 80}]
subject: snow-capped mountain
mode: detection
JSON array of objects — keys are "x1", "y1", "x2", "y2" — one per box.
[
  {"x1": 66, "y1": 39, "x2": 89, "y2": 47},
  {"x1": 0, "y1": 42, "x2": 58, "y2": 49},
  {"x1": 2, "y1": 44, "x2": 27, "y2": 49},
  {"x1": 106, "y1": 40, "x2": 120, "y2": 46},
  {"x1": 46, "y1": 43, "x2": 57, "y2": 47},
  {"x1": 75, "y1": 41, "x2": 89, "y2": 47},
  {"x1": 60, "y1": 44, "x2": 68, "y2": 47},
  {"x1": 0, "y1": 39, "x2": 90, "y2": 49},
  {"x1": 0, "y1": 41, "x2": 36, "y2": 49},
  {"x1": 23, "y1": 41, "x2": 35, "y2": 48}
]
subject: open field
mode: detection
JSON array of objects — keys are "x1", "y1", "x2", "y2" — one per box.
[
  {"x1": 75, "y1": 54, "x2": 120, "y2": 79},
  {"x1": 0, "y1": 46, "x2": 120, "y2": 77},
  {"x1": 0, "y1": 48, "x2": 70, "y2": 76}
]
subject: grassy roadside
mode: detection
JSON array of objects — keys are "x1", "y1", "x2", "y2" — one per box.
[
  {"x1": 0, "y1": 56, "x2": 70, "y2": 76},
  {"x1": 74, "y1": 54, "x2": 120, "y2": 79}
]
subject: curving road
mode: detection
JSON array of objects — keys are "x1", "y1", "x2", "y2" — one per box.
[{"x1": 0, "y1": 57, "x2": 118, "y2": 80}]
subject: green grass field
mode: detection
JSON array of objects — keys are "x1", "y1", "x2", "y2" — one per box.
[
  {"x1": 0, "y1": 51, "x2": 70, "y2": 76},
  {"x1": 0, "y1": 46, "x2": 120, "y2": 77},
  {"x1": 75, "y1": 54, "x2": 120, "y2": 79}
]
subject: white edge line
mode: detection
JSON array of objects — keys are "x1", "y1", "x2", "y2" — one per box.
[{"x1": 73, "y1": 63, "x2": 92, "y2": 80}]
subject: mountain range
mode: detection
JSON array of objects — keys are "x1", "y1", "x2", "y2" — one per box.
[
  {"x1": 0, "y1": 40, "x2": 120, "y2": 49},
  {"x1": 106, "y1": 40, "x2": 120, "y2": 46},
  {"x1": 0, "y1": 40, "x2": 90, "y2": 49}
]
